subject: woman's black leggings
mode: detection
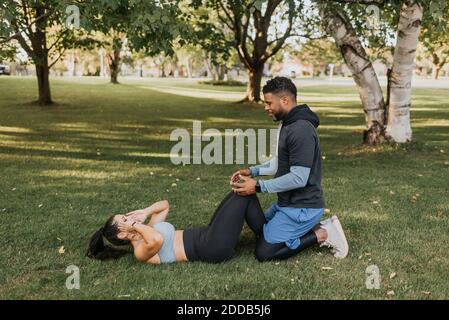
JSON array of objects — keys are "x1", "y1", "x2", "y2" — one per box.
[{"x1": 183, "y1": 192, "x2": 318, "y2": 263}]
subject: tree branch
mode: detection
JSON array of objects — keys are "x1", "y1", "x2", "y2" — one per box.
[
  {"x1": 261, "y1": 4, "x2": 295, "y2": 62},
  {"x1": 214, "y1": 2, "x2": 234, "y2": 31},
  {"x1": 47, "y1": 29, "x2": 69, "y2": 53},
  {"x1": 48, "y1": 48, "x2": 66, "y2": 69},
  {"x1": 217, "y1": 1, "x2": 235, "y2": 26}
]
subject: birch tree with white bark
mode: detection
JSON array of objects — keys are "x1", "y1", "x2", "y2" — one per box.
[{"x1": 317, "y1": 0, "x2": 445, "y2": 144}]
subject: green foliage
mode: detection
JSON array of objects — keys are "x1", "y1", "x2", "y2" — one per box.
[
  {"x1": 0, "y1": 0, "x2": 81, "y2": 64},
  {"x1": 420, "y1": 0, "x2": 449, "y2": 67},
  {"x1": 295, "y1": 39, "x2": 342, "y2": 74},
  {"x1": 80, "y1": 0, "x2": 189, "y2": 56}
]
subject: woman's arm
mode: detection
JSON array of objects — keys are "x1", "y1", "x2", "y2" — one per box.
[
  {"x1": 125, "y1": 200, "x2": 169, "y2": 225},
  {"x1": 119, "y1": 222, "x2": 164, "y2": 263},
  {"x1": 148, "y1": 200, "x2": 169, "y2": 226}
]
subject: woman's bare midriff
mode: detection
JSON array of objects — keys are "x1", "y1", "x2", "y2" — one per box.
[{"x1": 174, "y1": 230, "x2": 188, "y2": 262}]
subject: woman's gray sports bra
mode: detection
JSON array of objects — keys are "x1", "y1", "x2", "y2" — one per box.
[{"x1": 153, "y1": 222, "x2": 176, "y2": 263}]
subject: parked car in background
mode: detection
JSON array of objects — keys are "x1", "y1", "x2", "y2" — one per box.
[{"x1": 0, "y1": 64, "x2": 11, "y2": 75}]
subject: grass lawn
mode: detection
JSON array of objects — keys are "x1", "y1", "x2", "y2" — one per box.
[{"x1": 0, "y1": 76, "x2": 448, "y2": 299}]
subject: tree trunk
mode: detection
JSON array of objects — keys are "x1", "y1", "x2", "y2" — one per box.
[
  {"x1": 431, "y1": 65, "x2": 441, "y2": 80},
  {"x1": 35, "y1": 61, "x2": 52, "y2": 105},
  {"x1": 386, "y1": 1, "x2": 423, "y2": 143},
  {"x1": 242, "y1": 64, "x2": 264, "y2": 103},
  {"x1": 217, "y1": 65, "x2": 227, "y2": 81},
  {"x1": 320, "y1": 6, "x2": 386, "y2": 145},
  {"x1": 107, "y1": 38, "x2": 122, "y2": 84},
  {"x1": 204, "y1": 53, "x2": 214, "y2": 80},
  {"x1": 100, "y1": 49, "x2": 106, "y2": 77}
]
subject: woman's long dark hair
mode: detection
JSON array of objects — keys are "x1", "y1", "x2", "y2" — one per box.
[{"x1": 86, "y1": 215, "x2": 131, "y2": 260}]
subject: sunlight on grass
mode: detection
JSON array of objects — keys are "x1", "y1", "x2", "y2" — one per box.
[
  {"x1": 0, "y1": 126, "x2": 34, "y2": 133},
  {"x1": 319, "y1": 124, "x2": 365, "y2": 131},
  {"x1": 126, "y1": 152, "x2": 172, "y2": 158},
  {"x1": 39, "y1": 170, "x2": 132, "y2": 180},
  {"x1": 412, "y1": 119, "x2": 449, "y2": 127},
  {"x1": 138, "y1": 85, "x2": 244, "y2": 101},
  {"x1": 313, "y1": 106, "x2": 362, "y2": 114}
]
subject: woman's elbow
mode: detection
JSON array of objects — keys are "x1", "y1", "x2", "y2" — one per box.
[
  {"x1": 152, "y1": 233, "x2": 164, "y2": 247},
  {"x1": 161, "y1": 200, "x2": 169, "y2": 210}
]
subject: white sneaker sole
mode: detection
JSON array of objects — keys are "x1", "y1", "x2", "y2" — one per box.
[{"x1": 331, "y1": 215, "x2": 349, "y2": 259}]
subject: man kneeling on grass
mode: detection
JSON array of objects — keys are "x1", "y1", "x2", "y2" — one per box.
[{"x1": 231, "y1": 77, "x2": 349, "y2": 261}]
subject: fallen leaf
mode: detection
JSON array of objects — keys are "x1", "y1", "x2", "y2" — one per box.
[
  {"x1": 11, "y1": 188, "x2": 16, "y2": 191},
  {"x1": 171, "y1": 183, "x2": 177, "y2": 187},
  {"x1": 321, "y1": 267, "x2": 333, "y2": 271},
  {"x1": 324, "y1": 208, "x2": 331, "y2": 214},
  {"x1": 271, "y1": 293, "x2": 276, "y2": 299},
  {"x1": 150, "y1": 172, "x2": 154, "y2": 175},
  {"x1": 38, "y1": 204, "x2": 43, "y2": 208},
  {"x1": 389, "y1": 272, "x2": 397, "y2": 279},
  {"x1": 322, "y1": 156, "x2": 326, "y2": 160},
  {"x1": 196, "y1": 177, "x2": 201, "y2": 181},
  {"x1": 421, "y1": 291, "x2": 431, "y2": 296},
  {"x1": 372, "y1": 201, "x2": 379, "y2": 205},
  {"x1": 389, "y1": 190, "x2": 395, "y2": 195},
  {"x1": 364, "y1": 252, "x2": 371, "y2": 256},
  {"x1": 175, "y1": 178, "x2": 179, "y2": 182},
  {"x1": 169, "y1": 174, "x2": 172, "y2": 177},
  {"x1": 387, "y1": 290, "x2": 395, "y2": 296},
  {"x1": 58, "y1": 246, "x2": 65, "y2": 254}
]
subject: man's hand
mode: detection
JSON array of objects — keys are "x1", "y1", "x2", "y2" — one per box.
[
  {"x1": 230, "y1": 168, "x2": 252, "y2": 184},
  {"x1": 231, "y1": 175, "x2": 257, "y2": 196}
]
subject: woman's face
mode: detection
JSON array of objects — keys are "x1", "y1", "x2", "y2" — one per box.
[{"x1": 113, "y1": 215, "x2": 142, "y2": 241}]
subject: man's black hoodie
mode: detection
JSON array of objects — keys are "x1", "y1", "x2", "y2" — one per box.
[
  {"x1": 282, "y1": 104, "x2": 320, "y2": 128},
  {"x1": 274, "y1": 104, "x2": 324, "y2": 208}
]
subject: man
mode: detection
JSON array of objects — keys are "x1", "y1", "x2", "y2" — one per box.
[{"x1": 231, "y1": 77, "x2": 348, "y2": 261}]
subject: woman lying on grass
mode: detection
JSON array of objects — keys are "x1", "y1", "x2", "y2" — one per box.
[{"x1": 87, "y1": 192, "x2": 344, "y2": 264}]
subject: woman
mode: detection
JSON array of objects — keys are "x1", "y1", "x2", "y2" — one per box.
[{"x1": 87, "y1": 191, "x2": 335, "y2": 264}]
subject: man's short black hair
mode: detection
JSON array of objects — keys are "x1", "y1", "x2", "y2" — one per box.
[{"x1": 262, "y1": 77, "x2": 297, "y2": 100}]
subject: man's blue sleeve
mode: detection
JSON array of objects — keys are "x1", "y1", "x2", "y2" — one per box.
[
  {"x1": 258, "y1": 166, "x2": 310, "y2": 193},
  {"x1": 249, "y1": 156, "x2": 278, "y2": 177}
]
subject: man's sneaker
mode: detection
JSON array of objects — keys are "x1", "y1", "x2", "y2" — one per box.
[{"x1": 319, "y1": 215, "x2": 349, "y2": 259}]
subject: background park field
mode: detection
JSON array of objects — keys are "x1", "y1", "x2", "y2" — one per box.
[{"x1": 0, "y1": 76, "x2": 448, "y2": 299}]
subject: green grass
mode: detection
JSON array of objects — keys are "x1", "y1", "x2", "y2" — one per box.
[{"x1": 0, "y1": 76, "x2": 448, "y2": 299}]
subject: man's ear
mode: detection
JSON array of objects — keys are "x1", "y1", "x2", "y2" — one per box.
[
  {"x1": 117, "y1": 232, "x2": 127, "y2": 240},
  {"x1": 280, "y1": 95, "x2": 290, "y2": 106}
]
